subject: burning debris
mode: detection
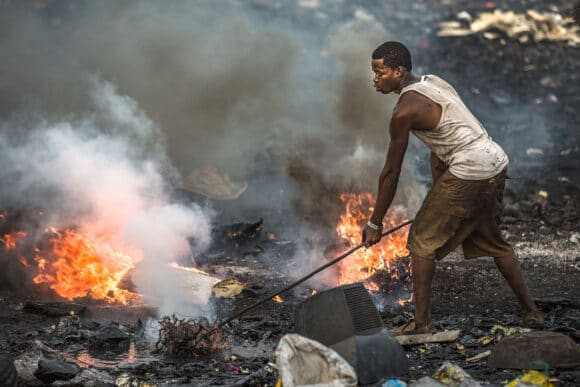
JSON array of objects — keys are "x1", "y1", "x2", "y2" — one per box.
[
  {"x1": 154, "y1": 315, "x2": 233, "y2": 357},
  {"x1": 334, "y1": 193, "x2": 411, "y2": 297},
  {"x1": 0, "y1": 214, "x2": 142, "y2": 304}
]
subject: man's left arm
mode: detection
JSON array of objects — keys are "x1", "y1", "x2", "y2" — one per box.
[{"x1": 362, "y1": 106, "x2": 412, "y2": 247}]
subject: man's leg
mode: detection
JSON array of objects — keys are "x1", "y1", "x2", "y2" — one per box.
[
  {"x1": 494, "y1": 254, "x2": 544, "y2": 326},
  {"x1": 411, "y1": 254, "x2": 436, "y2": 331}
]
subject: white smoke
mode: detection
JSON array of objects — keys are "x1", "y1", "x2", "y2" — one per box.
[{"x1": 0, "y1": 80, "x2": 213, "y2": 317}]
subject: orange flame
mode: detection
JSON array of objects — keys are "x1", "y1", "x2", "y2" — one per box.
[
  {"x1": 336, "y1": 193, "x2": 409, "y2": 290},
  {"x1": 272, "y1": 295, "x2": 283, "y2": 303},
  {"x1": 28, "y1": 228, "x2": 141, "y2": 304},
  {"x1": 168, "y1": 262, "x2": 213, "y2": 277},
  {"x1": 1, "y1": 231, "x2": 28, "y2": 250}
]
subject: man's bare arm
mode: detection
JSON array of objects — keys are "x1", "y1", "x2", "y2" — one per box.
[{"x1": 369, "y1": 106, "x2": 412, "y2": 226}]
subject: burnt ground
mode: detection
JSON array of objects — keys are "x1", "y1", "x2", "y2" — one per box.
[{"x1": 0, "y1": 0, "x2": 579, "y2": 386}]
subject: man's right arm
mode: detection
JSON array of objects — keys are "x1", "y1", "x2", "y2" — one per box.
[{"x1": 430, "y1": 151, "x2": 445, "y2": 182}]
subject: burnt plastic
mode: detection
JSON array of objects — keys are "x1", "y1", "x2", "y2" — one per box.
[{"x1": 294, "y1": 282, "x2": 408, "y2": 385}]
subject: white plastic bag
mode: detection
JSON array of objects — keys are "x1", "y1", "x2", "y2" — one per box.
[{"x1": 275, "y1": 334, "x2": 357, "y2": 387}]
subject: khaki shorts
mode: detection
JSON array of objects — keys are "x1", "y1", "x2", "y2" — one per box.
[{"x1": 406, "y1": 169, "x2": 514, "y2": 260}]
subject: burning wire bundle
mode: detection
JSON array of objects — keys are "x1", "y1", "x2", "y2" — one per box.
[{"x1": 154, "y1": 315, "x2": 233, "y2": 357}]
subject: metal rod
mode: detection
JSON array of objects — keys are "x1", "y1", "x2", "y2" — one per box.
[{"x1": 199, "y1": 219, "x2": 413, "y2": 339}]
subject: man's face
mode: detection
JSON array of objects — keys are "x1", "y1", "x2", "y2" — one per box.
[{"x1": 371, "y1": 59, "x2": 403, "y2": 94}]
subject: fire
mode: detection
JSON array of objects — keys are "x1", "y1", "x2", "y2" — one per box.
[
  {"x1": 1, "y1": 231, "x2": 27, "y2": 250},
  {"x1": 272, "y1": 295, "x2": 283, "y2": 303},
  {"x1": 20, "y1": 227, "x2": 142, "y2": 304},
  {"x1": 168, "y1": 262, "x2": 213, "y2": 277},
  {"x1": 336, "y1": 193, "x2": 409, "y2": 290}
]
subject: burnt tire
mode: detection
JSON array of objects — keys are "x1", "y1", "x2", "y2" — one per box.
[{"x1": 0, "y1": 356, "x2": 18, "y2": 387}]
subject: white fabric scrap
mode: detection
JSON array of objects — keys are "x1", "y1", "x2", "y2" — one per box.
[{"x1": 275, "y1": 334, "x2": 357, "y2": 387}]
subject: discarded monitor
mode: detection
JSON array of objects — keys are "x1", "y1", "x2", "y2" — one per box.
[{"x1": 294, "y1": 282, "x2": 408, "y2": 385}]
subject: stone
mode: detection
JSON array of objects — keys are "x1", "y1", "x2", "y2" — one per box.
[
  {"x1": 0, "y1": 355, "x2": 18, "y2": 387},
  {"x1": 489, "y1": 331, "x2": 580, "y2": 369},
  {"x1": 53, "y1": 368, "x2": 115, "y2": 387},
  {"x1": 89, "y1": 323, "x2": 130, "y2": 347},
  {"x1": 13, "y1": 348, "x2": 42, "y2": 386},
  {"x1": 33, "y1": 358, "x2": 80, "y2": 383}
]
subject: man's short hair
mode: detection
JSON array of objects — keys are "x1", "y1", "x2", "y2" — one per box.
[{"x1": 372, "y1": 41, "x2": 412, "y2": 71}]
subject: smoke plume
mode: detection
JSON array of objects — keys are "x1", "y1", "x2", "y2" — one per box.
[
  {"x1": 0, "y1": 1, "x2": 428, "y2": 296},
  {"x1": 0, "y1": 81, "x2": 213, "y2": 316}
]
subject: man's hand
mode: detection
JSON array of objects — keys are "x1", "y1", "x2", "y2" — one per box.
[{"x1": 362, "y1": 224, "x2": 383, "y2": 247}]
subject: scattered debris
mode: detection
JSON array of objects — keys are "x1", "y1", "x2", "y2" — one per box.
[
  {"x1": 438, "y1": 9, "x2": 580, "y2": 46},
  {"x1": 275, "y1": 334, "x2": 357, "y2": 387},
  {"x1": 433, "y1": 361, "x2": 481, "y2": 386},
  {"x1": 155, "y1": 315, "x2": 233, "y2": 357},
  {"x1": 394, "y1": 330, "x2": 462, "y2": 346},
  {"x1": 212, "y1": 278, "x2": 247, "y2": 298},
  {"x1": 466, "y1": 350, "x2": 492, "y2": 363},
  {"x1": 410, "y1": 376, "x2": 445, "y2": 386},
  {"x1": 33, "y1": 358, "x2": 80, "y2": 384},
  {"x1": 383, "y1": 378, "x2": 408, "y2": 387},
  {"x1": 53, "y1": 367, "x2": 115, "y2": 386},
  {"x1": 505, "y1": 369, "x2": 554, "y2": 387},
  {"x1": 489, "y1": 331, "x2": 580, "y2": 369},
  {"x1": 180, "y1": 165, "x2": 248, "y2": 200}
]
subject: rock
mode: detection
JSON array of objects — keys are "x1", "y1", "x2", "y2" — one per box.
[
  {"x1": 0, "y1": 355, "x2": 18, "y2": 387},
  {"x1": 489, "y1": 331, "x2": 580, "y2": 369},
  {"x1": 89, "y1": 323, "x2": 130, "y2": 347},
  {"x1": 33, "y1": 358, "x2": 80, "y2": 383},
  {"x1": 53, "y1": 368, "x2": 115, "y2": 387},
  {"x1": 23, "y1": 302, "x2": 86, "y2": 317},
  {"x1": 13, "y1": 348, "x2": 42, "y2": 386}
]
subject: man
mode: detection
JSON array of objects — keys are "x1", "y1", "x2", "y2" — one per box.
[{"x1": 361, "y1": 41, "x2": 544, "y2": 333}]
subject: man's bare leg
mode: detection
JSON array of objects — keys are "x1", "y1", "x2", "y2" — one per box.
[
  {"x1": 494, "y1": 254, "x2": 544, "y2": 326},
  {"x1": 411, "y1": 254, "x2": 436, "y2": 332}
]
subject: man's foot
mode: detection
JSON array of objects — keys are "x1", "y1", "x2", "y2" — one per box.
[
  {"x1": 391, "y1": 320, "x2": 433, "y2": 336},
  {"x1": 522, "y1": 309, "x2": 545, "y2": 329}
]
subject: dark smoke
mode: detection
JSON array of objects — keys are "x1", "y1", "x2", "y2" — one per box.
[{"x1": 0, "y1": 1, "x2": 428, "y2": 292}]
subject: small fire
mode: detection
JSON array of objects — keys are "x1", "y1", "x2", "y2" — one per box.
[
  {"x1": 272, "y1": 295, "x2": 283, "y2": 303},
  {"x1": 1, "y1": 231, "x2": 28, "y2": 250},
  {"x1": 5, "y1": 225, "x2": 142, "y2": 304},
  {"x1": 336, "y1": 193, "x2": 409, "y2": 290},
  {"x1": 168, "y1": 262, "x2": 213, "y2": 277}
]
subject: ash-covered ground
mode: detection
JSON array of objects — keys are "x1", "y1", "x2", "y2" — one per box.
[{"x1": 0, "y1": 0, "x2": 579, "y2": 386}]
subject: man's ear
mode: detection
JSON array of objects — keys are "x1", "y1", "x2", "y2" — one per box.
[{"x1": 395, "y1": 66, "x2": 405, "y2": 77}]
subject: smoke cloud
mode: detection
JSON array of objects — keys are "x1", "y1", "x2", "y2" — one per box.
[
  {"x1": 0, "y1": 1, "x2": 428, "y2": 297},
  {"x1": 0, "y1": 81, "x2": 213, "y2": 316}
]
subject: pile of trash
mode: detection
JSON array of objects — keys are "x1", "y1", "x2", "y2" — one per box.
[
  {"x1": 273, "y1": 332, "x2": 571, "y2": 386},
  {"x1": 154, "y1": 315, "x2": 233, "y2": 357},
  {"x1": 438, "y1": 9, "x2": 580, "y2": 46}
]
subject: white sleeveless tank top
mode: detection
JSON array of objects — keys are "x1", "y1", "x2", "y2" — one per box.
[{"x1": 401, "y1": 75, "x2": 508, "y2": 180}]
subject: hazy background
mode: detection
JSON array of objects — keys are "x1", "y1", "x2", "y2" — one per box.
[{"x1": 2, "y1": 0, "x2": 563, "y2": 313}]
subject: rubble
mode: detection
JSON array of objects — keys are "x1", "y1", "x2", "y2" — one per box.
[
  {"x1": 154, "y1": 315, "x2": 233, "y2": 357},
  {"x1": 489, "y1": 331, "x2": 580, "y2": 369},
  {"x1": 33, "y1": 358, "x2": 80, "y2": 383},
  {"x1": 438, "y1": 9, "x2": 580, "y2": 46}
]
